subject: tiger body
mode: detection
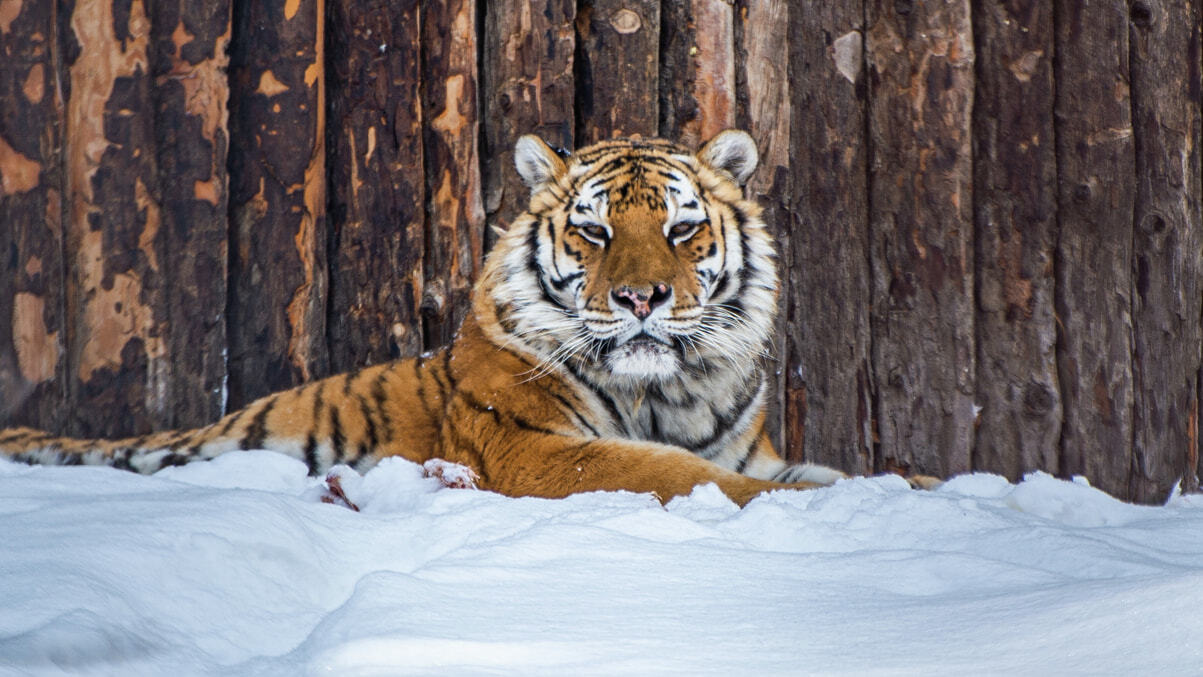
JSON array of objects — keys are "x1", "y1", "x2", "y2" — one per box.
[{"x1": 0, "y1": 131, "x2": 844, "y2": 506}]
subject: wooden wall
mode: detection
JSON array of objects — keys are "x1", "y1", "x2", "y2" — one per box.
[{"x1": 1, "y1": 0, "x2": 1199, "y2": 503}]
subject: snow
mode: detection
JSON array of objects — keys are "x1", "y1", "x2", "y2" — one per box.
[{"x1": 1, "y1": 453, "x2": 1201, "y2": 676}]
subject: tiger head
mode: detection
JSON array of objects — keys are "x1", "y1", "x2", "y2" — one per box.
[{"x1": 482, "y1": 131, "x2": 777, "y2": 387}]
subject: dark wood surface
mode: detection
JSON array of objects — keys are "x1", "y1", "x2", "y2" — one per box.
[{"x1": 2, "y1": 0, "x2": 1201, "y2": 503}]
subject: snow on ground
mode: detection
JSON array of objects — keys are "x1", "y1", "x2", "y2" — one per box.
[{"x1": 1, "y1": 452, "x2": 1201, "y2": 676}]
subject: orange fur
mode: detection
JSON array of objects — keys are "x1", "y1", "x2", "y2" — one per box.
[{"x1": 0, "y1": 131, "x2": 848, "y2": 506}]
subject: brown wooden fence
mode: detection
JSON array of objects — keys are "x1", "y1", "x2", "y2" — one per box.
[{"x1": 1, "y1": 0, "x2": 1199, "y2": 503}]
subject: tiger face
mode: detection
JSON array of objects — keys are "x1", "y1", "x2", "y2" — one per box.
[{"x1": 488, "y1": 131, "x2": 778, "y2": 387}]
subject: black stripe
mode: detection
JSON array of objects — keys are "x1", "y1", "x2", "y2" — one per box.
[
  {"x1": 548, "y1": 390, "x2": 601, "y2": 437},
  {"x1": 240, "y1": 395, "x2": 278, "y2": 450},
  {"x1": 563, "y1": 361, "x2": 625, "y2": 433},
  {"x1": 372, "y1": 372, "x2": 394, "y2": 442},
  {"x1": 693, "y1": 379, "x2": 762, "y2": 452},
  {"x1": 549, "y1": 271, "x2": 583, "y2": 292},
  {"x1": 303, "y1": 433, "x2": 319, "y2": 473},
  {"x1": 733, "y1": 437, "x2": 757, "y2": 475},
  {"x1": 356, "y1": 393, "x2": 379, "y2": 451},
  {"x1": 329, "y1": 405, "x2": 346, "y2": 463}
]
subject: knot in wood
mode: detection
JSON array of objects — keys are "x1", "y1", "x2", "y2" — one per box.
[
  {"x1": 1130, "y1": 2, "x2": 1154, "y2": 29},
  {"x1": 1022, "y1": 381, "x2": 1055, "y2": 418},
  {"x1": 609, "y1": 9, "x2": 641, "y2": 34}
]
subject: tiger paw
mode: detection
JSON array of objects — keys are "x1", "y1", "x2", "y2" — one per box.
[
  {"x1": 422, "y1": 459, "x2": 480, "y2": 490},
  {"x1": 320, "y1": 466, "x2": 361, "y2": 511},
  {"x1": 906, "y1": 474, "x2": 944, "y2": 491}
]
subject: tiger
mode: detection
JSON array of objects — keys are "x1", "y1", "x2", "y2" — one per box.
[{"x1": 0, "y1": 130, "x2": 853, "y2": 506}]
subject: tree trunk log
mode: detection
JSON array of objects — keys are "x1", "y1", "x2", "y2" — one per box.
[
  {"x1": 0, "y1": 0, "x2": 66, "y2": 431},
  {"x1": 1053, "y1": 0, "x2": 1135, "y2": 497},
  {"x1": 783, "y1": 2, "x2": 874, "y2": 475},
  {"x1": 1128, "y1": 0, "x2": 1202, "y2": 500},
  {"x1": 326, "y1": 0, "x2": 426, "y2": 370},
  {"x1": 971, "y1": 0, "x2": 1061, "y2": 480},
  {"x1": 150, "y1": 0, "x2": 232, "y2": 427},
  {"x1": 483, "y1": 0, "x2": 575, "y2": 249},
  {"x1": 226, "y1": 0, "x2": 328, "y2": 409},
  {"x1": 866, "y1": 0, "x2": 976, "y2": 478},
  {"x1": 575, "y1": 0, "x2": 659, "y2": 142},
  {"x1": 420, "y1": 0, "x2": 485, "y2": 348}
]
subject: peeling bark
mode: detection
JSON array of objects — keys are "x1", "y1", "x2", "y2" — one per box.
[
  {"x1": 0, "y1": 0, "x2": 65, "y2": 429},
  {"x1": 150, "y1": 0, "x2": 231, "y2": 427},
  {"x1": 326, "y1": 0, "x2": 425, "y2": 370},
  {"x1": 971, "y1": 0, "x2": 1061, "y2": 481},
  {"x1": 483, "y1": 0, "x2": 575, "y2": 249},
  {"x1": 867, "y1": 0, "x2": 976, "y2": 478},
  {"x1": 660, "y1": 0, "x2": 733, "y2": 148},
  {"x1": 421, "y1": 0, "x2": 484, "y2": 348},
  {"x1": 575, "y1": 0, "x2": 659, "y2": 143},
  {"x1": 226, "y1": 0, "x2": 328, "y2": 409}
]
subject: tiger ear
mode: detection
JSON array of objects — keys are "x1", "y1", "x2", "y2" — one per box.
[
  {"x1": 514, "y1": 135, "x2": 568, "y2": 194},
  {"x1": 697, "y1": 130, "x2": 759, "y2": 185}
]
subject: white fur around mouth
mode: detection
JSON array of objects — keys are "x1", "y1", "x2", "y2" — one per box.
[{"x1": 607, "y1": 337, "x2": 680, "y2": 377}]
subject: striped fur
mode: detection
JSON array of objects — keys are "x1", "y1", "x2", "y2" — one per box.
[{"x1": 0, "y1": 131, "x2": 845, "y2": 506}]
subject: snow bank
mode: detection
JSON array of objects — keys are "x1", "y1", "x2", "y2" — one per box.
[{"x1": 1, "y1": 453, "x2": 1201, "y2": 676}]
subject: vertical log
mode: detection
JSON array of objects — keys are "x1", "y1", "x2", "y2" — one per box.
[
  {"x1": 62, "y1": 0, "x2": 170, "y2": 437},
  {"x1": 575, "y1": 0, "x2": 659, "y2": 143},
  {"x1": 785, "y1": 2, "x2": 873, "y2": 474},
  {"x1": 971, "y1": 0, "x2": 1060, "y2": 480},
  {"x1": 660, "y1": 0, "x2": 734, "y2": 148},
  {"x1": 482, "y1": 0, "x2": 575, "y2": 247},
  {"x1": 326, "y1": 0, "x2": 425, "y2": 370},
  {"x1": 150, "y1": 0, "x2": 232, "y2": 426},
  {"x1": 0, "y1": 0, "x2": 66, "y2": 430},
  {"x1": 736, "y1": 0, "x2": 792, "y2": 456},
  {"x1": 227, "y1": 0, "x2": 328, "y2": 409},
  {"x1": 1053, "y1": 0, "x2": 1135, "y2": 496},
  {"x1": 1128, "y1": 0, "x2": 1202, "y2": 501},
  {"x1": 866, "y1": 0, "x2": 976, "y2": 478},
  {"x1": 421, "y1": 0, "x2": 484, "y2": 347}
]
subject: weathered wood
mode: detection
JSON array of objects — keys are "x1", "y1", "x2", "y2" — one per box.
[
  {"x1": 866, "y1": 0, "x2": 975, "y2": 478},
  {"x1": 0, "y1": 0, "x2": 66, "y2": 430},
  {"x1": 326, "y1": 0, "x2": 425, "y2": 371},
  {"x1": 421, "y1": 0, "x2": 485, "y2": 348},
  {"x1": 785, "y1": 1, "x2": 873, "y2": 475},
  {"x1": 482, "y1": 0, "x2": 575, "y2": 249},
  {"x1": 575, "y1": 0, "x2": 659, "y2": 142},
  {"x1": 1053, "y1": 0, "x2": 1135, "y2": 496},
  {"x1": 1128, "y1": 0, "x2": 1202, "y2": 501},
  {"x1": 149, "y1": 0, "x2": 232, "y2": 427},
  {"x1": 971, "y1": 0, "x2": 1060, "y2": 481},
  {"x1": 735, "y1": 0, "x2": 791, "y2": 456},
  {"x1": 226, "y1": 0, "x2": 328, "y2": 409},
  {"x1": 667, "y1": 0, "x2": 734, "y2": 147},
  {"x1": 62, "y1": 0, "x2": 170, "y2": 437}
]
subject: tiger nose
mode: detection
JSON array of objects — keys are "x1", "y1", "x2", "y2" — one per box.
[{"x1": 611, "y1": 283, "x2": 672, "y2": 319}]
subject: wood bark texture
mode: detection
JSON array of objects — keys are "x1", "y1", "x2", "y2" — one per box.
[
  {"x1": 576, "y1": 0, "x2": 660, "y2": 142},
  {"x1": 785, "y1": 1, "x2": 873, "y2": 475},
  {"x1": 326, "y1": 0, "x2": 426, "y2": 371},
  {"x1": 0, "y1": 0, "x2": 66, "y2": 431},
  {"x1": 226, "y1": 0, "x2": 328, "y2": 410},
  {"x1": 971, "y1": 0, "x2": 1060, "y2": 480},
  {"x1": 867, "y1": 0, "x2": 976, "y2": 478},
  {"x1": 1053, "y1": 0, "x2": 1136, "y2": 498}
]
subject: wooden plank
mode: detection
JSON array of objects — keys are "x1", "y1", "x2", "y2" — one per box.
[
  {"x1": 226, "y1": 0, "x2": 328, "y2": 410},
  {"x1": 0, "y1": 0, "x2": 66, "y2": 430},
  {"x1": 149, "y1": 0, "x2": 232, "y2": 427},
  {"x1": 661, "y1": 0, "x2": 734, "y2": 148},
  {"x1": 735, "y1": 0, "x2": 792, "y2": 456},
  {"x1": 1128, "y1": 0, "x2": 1202, "y2": 502},
  {"x1": 784, "y1": 1, "x2": 873, "y2": 475},
  {"x1": 575, "y1": 0, "x2": 659, "y2": 143},
  {"x1": 326, "y1": 0, "x2": 425, "y2": 371},
  {"x1": 971, "y1": 0, "x2": 1060, "y2": 480},
  {"x1": 866, "y1": 0, "x2": 976, "y2": 478},
  {"x1": 421, "y1": 0, "x2": 485, "y2": 348},
  {"x1": 482, "y1": 0, "x2": 575, "y2": 247},
  {"x1": 1053, "y1": 0, "x2": 1135, "y2": 497},
  {"x1": 61, "y1": 0, "x2": 171, "y2": 437}
]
